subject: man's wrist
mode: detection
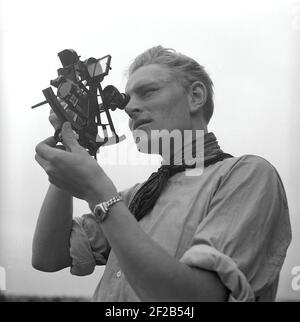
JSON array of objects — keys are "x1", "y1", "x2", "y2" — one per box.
[
  {"x1": 92, "y1": 194, "x2": 123, "y2": 222},
  {"x1": 87, "y1": 185, "x2": 118, "y2": 212}
]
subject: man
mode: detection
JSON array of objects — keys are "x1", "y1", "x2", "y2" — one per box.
[{"x1": 33, "y1": 46, "x2": 291, "y2": 301}]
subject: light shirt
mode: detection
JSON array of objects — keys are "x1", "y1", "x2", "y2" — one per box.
[{"x1": 70, "y1": 154, "x2": 291, "y2": 301}]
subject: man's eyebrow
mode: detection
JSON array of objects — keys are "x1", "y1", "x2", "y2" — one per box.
[{"x1": 125, "y1": 81, "x2": 164, "y2": 95}]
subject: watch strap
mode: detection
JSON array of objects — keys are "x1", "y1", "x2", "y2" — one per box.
[{"x1": 93, "y1": 194, "x2": 122, "y2": 222}]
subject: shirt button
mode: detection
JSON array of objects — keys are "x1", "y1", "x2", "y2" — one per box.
[{"x1": 116, "y1": 270, "x2": 122, "y2": 278}]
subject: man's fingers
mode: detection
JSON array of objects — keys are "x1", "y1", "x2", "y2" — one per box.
[
  {"x1": 36, "y1": 136, "x2": 57, "y2": 149},
  {"x1": 61, "y1": 122, "x2": 84, "y2": 153},
  {"x1": 35, "y1": 136, "x2": 60, "y2": 160},
  {"x1": 55, "y1": 145, "x2": 67, "y2": 151},
  {"x1": 35, "y1": 153, "x2": 50, "y2": 171}
]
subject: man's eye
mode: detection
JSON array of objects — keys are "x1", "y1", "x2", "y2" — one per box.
[{"x1": 142, "y1": 88, "x2": 158, "y2": 96}]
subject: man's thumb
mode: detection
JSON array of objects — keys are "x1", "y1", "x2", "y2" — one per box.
[{"x1": 61, "y1": 122, "x2": 82, "y2": 152}]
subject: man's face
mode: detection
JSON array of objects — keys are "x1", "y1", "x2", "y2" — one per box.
[{"x1": 125, "y1": 64, "x2": 192, "y2": 153}]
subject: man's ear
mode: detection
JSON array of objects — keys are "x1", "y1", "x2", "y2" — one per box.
[{"x1": 189, "y1": 81, "x2": 207, "y2": 114}]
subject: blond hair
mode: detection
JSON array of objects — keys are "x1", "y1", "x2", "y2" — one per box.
[{"x1": 127, "y1": 46, "x2": 214, "y2": 123}]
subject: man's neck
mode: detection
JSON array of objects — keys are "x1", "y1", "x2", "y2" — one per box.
[{"x1": 160, "y1": 130, "x2": 206, "y2": 166}]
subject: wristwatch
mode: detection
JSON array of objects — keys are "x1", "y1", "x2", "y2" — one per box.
[{"x1": 93, "y1": 194, "x2": 122, "y2": 222}]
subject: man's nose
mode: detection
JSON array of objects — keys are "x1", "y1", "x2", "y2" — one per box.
[
  {"x1": 124, "y1": 97, "x2": 141, "y2": 131},
  {"x1": 124, "y1": 97, "x2": 141, "y2": 118}
]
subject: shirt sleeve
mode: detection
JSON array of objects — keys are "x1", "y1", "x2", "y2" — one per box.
[
  {"x1": 70, "y1": 183, "x2": 141, "y2": 276},
  {"x1": 179, "y1": 155, "x2": 291, "y2": 301}
]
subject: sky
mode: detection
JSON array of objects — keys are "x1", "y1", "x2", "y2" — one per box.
[{"x1": 0, "y1": 0, "x2": 299, "y2": 300}]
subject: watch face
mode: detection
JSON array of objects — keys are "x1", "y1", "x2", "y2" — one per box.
[
  {"x1": 94, "y1": 205, "x2": 105, "y2": 221},
  {"x1": 95, "y1": 203, "x2": 111, "y2": 222},
  {"x1": 93, "y1": 196, "x2": 122, "y2": 222}
]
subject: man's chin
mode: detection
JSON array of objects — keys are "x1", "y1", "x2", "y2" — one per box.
[
  {"x1": 133, "y1": 129, "x2": 173, "y2": 155},
  {"x1": 133, "y1": 129, "x2": 151, "y2": 154},
  {"x1": 135, "y1": 138, "x2": 160, "y2": 155}
]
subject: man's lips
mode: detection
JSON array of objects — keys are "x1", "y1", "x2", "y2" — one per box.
[{"x1": 133, "y1": 120, "x2": 151, "y2": 130}]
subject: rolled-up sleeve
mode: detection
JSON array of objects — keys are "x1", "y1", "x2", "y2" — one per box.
[
  {"x1": 181, "y1": 244, "x2": 254, "y2": 301},
  {"x1": 70, "y1": 183, "x2": 141, "y2": 276},
  {"x1": 180, "y1": 155, "x2": 291, "y2": 301},
  {"x1": 70, "y1": 214, "x2": 110, "y2": 276}
]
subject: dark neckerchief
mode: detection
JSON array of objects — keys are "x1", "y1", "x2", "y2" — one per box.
[{"x1": 129, "y1": 132, "x2": 233, "y2": 221}]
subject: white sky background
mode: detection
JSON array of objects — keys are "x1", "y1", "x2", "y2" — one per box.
[{"x1": 0, "y1": 0, "x2": 299, "y2": 300}]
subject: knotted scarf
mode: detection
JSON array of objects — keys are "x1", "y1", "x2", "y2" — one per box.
[{"x1": 129, "y1": 132, "x2": 233, "y2": 221}]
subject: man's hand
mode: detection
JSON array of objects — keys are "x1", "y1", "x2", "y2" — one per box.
[
  {"x1": 35, "y1": 122, "x2": 117, "y2": 204},
  {"x1": 49, "y1": 108, "x2": 63, "y2": 131}
]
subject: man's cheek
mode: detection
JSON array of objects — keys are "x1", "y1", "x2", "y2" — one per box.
[{"x1": 128, "y1": 119, "x2": 133, "y2": 131}]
